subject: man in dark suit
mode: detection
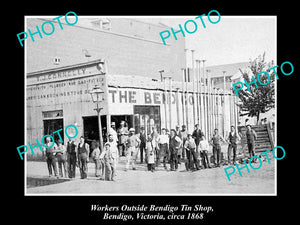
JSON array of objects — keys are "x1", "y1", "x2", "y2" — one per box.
[
  {"x1": 66, "y1": 138, "x2": 77, "y2": 178},
  {"x1": 139, "y1": 127, "x2": 146, "y2": 163},
  {"x1": 192, "y1": 124, "x2": 205, "y2": 155}
]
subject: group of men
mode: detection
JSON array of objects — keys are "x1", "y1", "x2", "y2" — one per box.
[
  {"x1": 42, "y1": 134, "x2": 119, "y2": 181},
  {"x1": 42, "y1": 120, "x2": 258, "y2": 179},
  {"x1": 108, "y1": 120, "x2": 258, "y2": 172}
]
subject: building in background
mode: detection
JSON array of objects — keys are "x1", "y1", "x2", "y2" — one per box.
[{"x1": 26, "y1": 17, "x2": 239, "y2": 158}]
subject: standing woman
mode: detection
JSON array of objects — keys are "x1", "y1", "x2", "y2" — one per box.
[{"x1": 77, "y1": 136, "x2": 90, "y2": 179}]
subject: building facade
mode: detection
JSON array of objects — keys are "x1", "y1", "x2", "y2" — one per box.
[{"x1": 26, "y1": 17, "x2": 239, "y2": 157}]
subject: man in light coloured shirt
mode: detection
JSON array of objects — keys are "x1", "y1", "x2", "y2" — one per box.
[
  {"x1": 108, "y1": 133, "x2": 119, "y2": 176},
  {"x1": 157, "y1": 128, "x2": 169, "y2": 169},
  {"x1": 108, "y1": 122, "x2": 118, "y2": 144},
  {"x1": 56, "y1": 139, "x2": 68, "y2": 178},
  {"x1": 199, "y1": 139, "x2": 211, "y2": 169},
  {"x1": 125, "y1": 128, "x2": 141, "y2": 171}
]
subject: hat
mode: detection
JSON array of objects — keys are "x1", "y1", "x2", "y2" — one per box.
[
  {"x1": 129, "y1": 128, "x2": 135, "y2": 132},
  {"x1": 120, "y1": 121, "x2": 125, "y2": 125},
  {"x1": 104, "y1": 142, "x2": 110, "y2": 147},
  {"x1": 111, "y1": 122, "x2": 116, "y2": 126},
  {"x1": 176, "y1": 125, "x2": 180, "y2": 128}
]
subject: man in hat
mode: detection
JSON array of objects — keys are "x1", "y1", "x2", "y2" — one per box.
[
  {"x1": 117, "y1": 121, "x2": 129, "y2": 157},
  {"x1": 125, "y1": 128, "x2": 141, "y2": 171},
  {"x1": 108, "y1": 122, "x2": 118, "y2": 144},
  {"x1": 107, "y1": 133, "x2": 119, "y2": 176},
  {"x1": 138, "y1": 126, "x2": 146, "y2": 163},
  {"x1": 102, "y1": 142, "x2": 115, "y2": 181}
]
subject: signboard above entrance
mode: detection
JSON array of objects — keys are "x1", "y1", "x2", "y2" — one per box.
[{"x1": 27, "y1": 59, "x2": 106, "y2": 86}]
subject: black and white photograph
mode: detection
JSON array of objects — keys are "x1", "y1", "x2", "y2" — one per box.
[{"x1": 24, "y1": 15, "x2": 277, "y2": 195}]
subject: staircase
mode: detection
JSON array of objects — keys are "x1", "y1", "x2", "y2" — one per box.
[{"x1": 238, "y1": 124, "x2": 274, "y2": 153}]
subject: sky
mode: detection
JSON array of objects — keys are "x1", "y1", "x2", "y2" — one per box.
[{"x1": 141, "y1": 16, "x2": 276, "y2": 67}]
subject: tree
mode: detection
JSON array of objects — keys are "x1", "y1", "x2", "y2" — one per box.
[{"x1": 234, "y1": 52, "x2": 275, "y2": 124}]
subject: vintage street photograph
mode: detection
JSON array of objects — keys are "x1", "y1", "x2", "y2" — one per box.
[{"x1": 24, "y1": 15, "x2": 276, "y2": 195}]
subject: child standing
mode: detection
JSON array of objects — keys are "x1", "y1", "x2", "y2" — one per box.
[{"x1": 146, "y1": 135, "x2": 155, "y2": 172}]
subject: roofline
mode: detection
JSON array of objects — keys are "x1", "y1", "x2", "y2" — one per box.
[{"x1": 27, "y1": 59, "x2": 104, "y2": 76}]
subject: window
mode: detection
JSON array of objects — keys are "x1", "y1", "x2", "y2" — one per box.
[
  {"x1": 53, "y1": 57, "x2": 61, "y2": 65},
  {"x1": 134, "y1": 106, "x2": 161, "y2": 135},
  {"x1": 42, "y1": 110, "x2": 63, "y2": 119}
]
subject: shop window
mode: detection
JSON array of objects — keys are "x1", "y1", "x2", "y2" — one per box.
[{"x1": 134, "y1": 106, "x2": 161, "y2": 135}]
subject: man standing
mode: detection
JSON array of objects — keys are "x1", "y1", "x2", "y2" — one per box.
[
  {"x1": 227, "y1": 126, "x2": 241, "y2": 164},
  {"x1": 117, "y1": 121, "x2": 129, "y2": 157},
  {"x1": 103, "y1": 143, "x2": 115, "y2": 181},
  {"x1": 77, "y1": 136, "x2": 90, "y2": 179},
  {"x1": 157, "y1": 128, "x2": 169, "y2": 170},
  {"x1": 138, "y1": 127, "x2": 146, "y2": 163},
  {"x1": 125, "y1": 128, "x2": 141, "y2": 171},
  {"x1": 66, "y1": 138, "x2": 77, "y2": 179},
  {"x1": 108, "y1": 122, "x2": 118, "y2": 144},
  {"x1": 246, "y1": 124, "x2": 257, "y2": 160},
  {"x1": 184, "y1": 134, "x2": 200, "y2": 171},
  {"x1": 43, "y1": 136, "x2": 58, "y2": 178},
  {"x1": 192, "y1": 124, "x2": 205, "y2": 155},
  {"x1": 209, "y1": 129, "x2": 226, "y2": 167},
  {"x1": 175, "y1": 125, "x2": 180, "y2": 136},
  {"x1": 199, "y1": 138, "x2": 211, "y2": 169},
  {"x1": 108, "y1": 133, "x2": 119, "y2": 176},
  {"x1": 169, "y1": 129, "x2": 181, "y2": 171},
  {"x1": 91, "y1": 141, "x2": 102, "y2": 178},
  {"x1": 179, "y1": 125, "x2": 188, "y2": 161},
  {"x1": 56, "y1": 139, "x2": 68, "y2": 178}
]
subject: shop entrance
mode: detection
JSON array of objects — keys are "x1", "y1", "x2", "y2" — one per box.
[
  {"x1": 82, "y1": 116, "x2": 107, "y2": 145},
  {"x1": 110, "y1": 115, "x2": 133, "y2": 131}
]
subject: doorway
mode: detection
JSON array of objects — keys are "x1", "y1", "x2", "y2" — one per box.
[{"x1": 82, "y1": 115, "x2": 107, "y2": 145}]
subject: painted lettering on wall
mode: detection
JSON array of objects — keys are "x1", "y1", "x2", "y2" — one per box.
[{"x1": 108, "y1": 89, "x2": 195, "y2": 105}]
